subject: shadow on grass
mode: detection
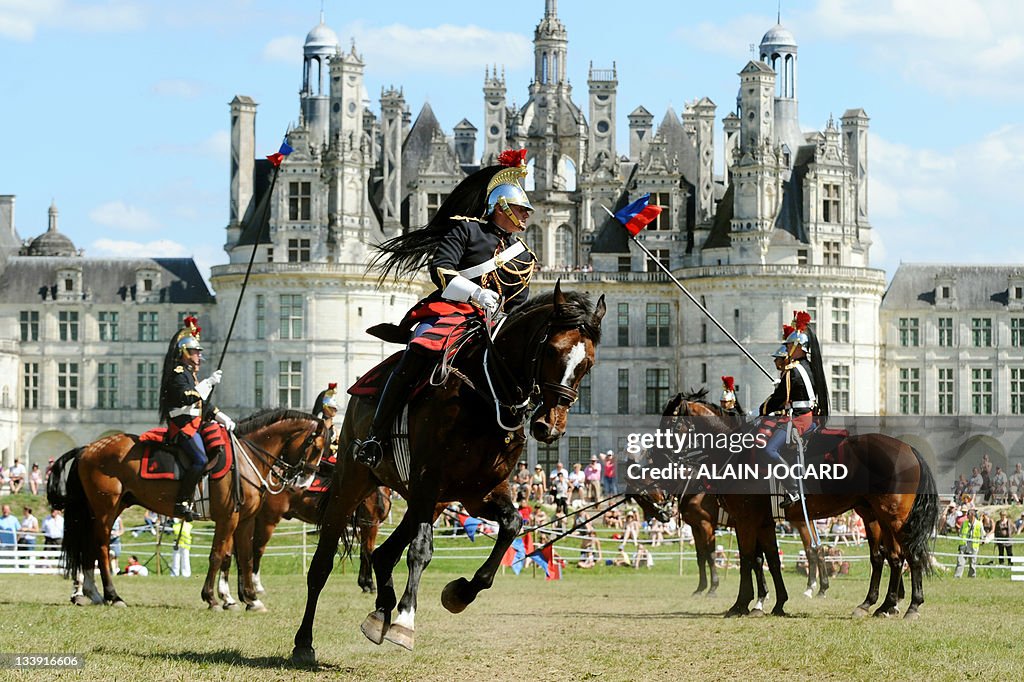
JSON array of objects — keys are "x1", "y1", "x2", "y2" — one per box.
[{"x1": 98, "y1": 646, "x2": 348, "y2": 672}]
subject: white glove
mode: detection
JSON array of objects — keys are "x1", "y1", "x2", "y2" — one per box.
[
  {"x1": 471, "y1": 287, "x2": 500, "y2": 314},
  {"x1": 195, "y1": 370, "x2": 223, "y2": 400},
  {"x1": 214, "y1": 411, "x2": 236, "y2": 431}
]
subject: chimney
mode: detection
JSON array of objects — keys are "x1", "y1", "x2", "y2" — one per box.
[{"x1": 0, "y1": 195, "x2": 13, "y2": 237}]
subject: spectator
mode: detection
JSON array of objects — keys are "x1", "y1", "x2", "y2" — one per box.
[
  {"x1": 943, "y1": 503, "x2": 960, "y2": 534},
  {"x1": 41, "y1": 508, "x2": 63, "y2": 548},
  {"x1": 553, "y1": 472, "x2": 569, "y2": 517},
  {"x1": 649, "y1": 518, "x2": 665, "y2": 547},
  {"x1": 584, "y1": 456, "x2": 602, "y2": 503},
  {"x1": 0, "y1": 504, "x2": 21, "y2": 551},
  {"x1": 633, "y1": 543, "x2": 654, "y2": 569},
  {"x1": 45, "y1": 457, "x2": 55, "y2": 477},
  {"x1": 795, "y1": 549, "x2": 809, "y2": 576},
  {"x1": 28, "y1": 464, "x2": 42, "y2": 496},
  {"x1": 603, "y1": 507, "x2": 622, "y2": 529},
  {"x1": 530, "y1": 465, "x2": 546, "y2": 503},
  {"x1": 991, "y1": 467, "x2": 1009, "y2": 505},
  {"x1": 622, "y1": 509, "x2": 640, "y2": 547},
  {"x1": 19, "y1": 506, "x2": 39, "y2": 553},
  {"x1": 109, "y1": 514, "x2": 124, "y2": 572},
  {"x1": 600, "y1": 450, "x2": 618, "y2": 497},
  {"x1": 981, "y1": 511, "x2": 995, "y2": 542},
  {"x1": 577, "y1": 519, "x2": 602, "y2": 569},
  {"x1": 532, "y1": 507, "x2": 548, "y2": 529},
  {"x1": 133, "y1": 510, "x2": 160, "y2": 537},
  {"x1": 611, "y1": 544, "x2": 632, "y2": 567},
  {"x1": 170, "y1": 517, "x2": 193, "y2": 578},
  {"x1": 826, "y1": 545, "x2": 850, "y2": 577},
  {"x1": 994, "y1": 510, "x2": 1014, "y2": 566},
  {"x1": 714, "y1": 544, "x2": 728, "y2": 568},
  {"x1": 1009, "y1": 463, "x2": 1024, "y2": 504},
  {"x1": 952, "y1": 474, "x2": 966, "y2": 501},
  {"x1": 967, "y1": 467, "x2": 983, "y2": 501},
  {"x1": 8, "y1": 458, "x2": 26, "y2": 494},
  {"x1": 830, "y1": 514, "x2": 851, "y2": 545},
  {"x1": 567, "y1": 463, "x2": 585, "y2": 507},
  {"x1": 1016, "y1": 512, "x2": 1024, "y2": 535},
  {"x1": 0, "y1": 464, "x2": 8, "y2": 492},
  {"x1": 120, "y1": 555, "x2": 149, "y2": 576},
  {"x1": 549, "y1": 462, "x2": 567, "y2": 489},
  {"x1": 513, "y1": 462, "x2": 531, "y2": 502},
  {"x1": 954, "y1": 508, "x2": 983, "y2": 578},
  {"x1": 680, "y1": 522, "x2": 694, "y2": 545}
]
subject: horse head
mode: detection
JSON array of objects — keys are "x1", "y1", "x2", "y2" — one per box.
[
  {"x1": 236, "y1": 409, "x2": 327, "y2": 486},
  {"x1": 515, "y1": 280, "x2": 605, "y2": 443}
]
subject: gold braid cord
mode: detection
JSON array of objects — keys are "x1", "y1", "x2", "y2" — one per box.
[{"x1": 482, "y1": 238, "x2": 536, "y2": 302}]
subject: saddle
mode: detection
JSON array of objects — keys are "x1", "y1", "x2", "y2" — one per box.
[
  {"x1": 137, "y1": 423, "x2": 234, "y2": 481},
  {"x1": 347, "y1": 351, "x2": 434, "y2": 400},
  {"x1": 307, "y1": 450, "x2": 337, "y2": 494}
]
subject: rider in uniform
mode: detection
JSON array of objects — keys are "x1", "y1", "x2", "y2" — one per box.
[
  {"x1": 354, "y1": 149, "x2": 537, "y2": 467},
  {"x1": 159, "y1": 317, "x2": 236, "y2": 520},
  {"x1": 311, "y1": 383, "x2": 340, "y2": 466},
  {"x1": 757, "y1": 311, "x2": 830, "y2": 506},
  {"x1": 720, "y1": 376, "x2": 738, "y2": 414}
]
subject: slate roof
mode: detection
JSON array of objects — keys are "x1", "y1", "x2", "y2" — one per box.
[
  {"x1": 0, "y1": 256, "x2": 215, "y2": 304},
  {"x1": 882, "y1": 264, "x2": 1024, "y2": 310}
]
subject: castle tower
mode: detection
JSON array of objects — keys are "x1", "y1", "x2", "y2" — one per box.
[
  {"x1": 380, "y1": 86, "x2": 405, "y2": 238},
  {"x1": 533, "y1": 0, "x2": 568, "y2": 90},
  {"x1": 759, "y1": 23, "x2": 801, "y2": 164},
  {"x1": 453, "y1": 119, "x2": 478, "y2": 166},
  {"x1": 587, "y1": 61, "x2": 617, "y2": 166},
  {"x1": 481, "y1": 66, "x2": 507, "y2": 165},
  {"x1": 841, "y1": 108, "x2": 870, "y2": 226},
  {"x1": 692, "y1": 97, "x2": 716, "y2": 225},
  {"x1": 628, "y1": 106, "x2": 654, "y2": 161},
  {"x1": 301, "y1": 13, "x2": 339, "y2": 147},
  {"x1": 227, "y1": 95, "x2": 257, "y2": 250}
]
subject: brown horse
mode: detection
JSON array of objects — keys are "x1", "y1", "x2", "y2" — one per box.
[
  {"x1": 663, "y1": 397, "x2": 937, "y2": 619},
  {"x1": 666, "y1": 392, "x2": 831, "y2": 599},
  {"x1": 46, "y1": 409, "x2": 327, "y2": 611},
  {"x1": 292, "y1": 284, "x2": 617, "y2": 662},
  {"x1": 219, "y1": 485, "x2": 392, "y2": 604}
]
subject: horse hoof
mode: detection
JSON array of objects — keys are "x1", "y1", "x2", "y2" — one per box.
[
  {"x1": 71, "y1": 595, "x2": 92, "y2": 606},
  {"x1": 724, "y1": 608, "x2": 748, "y2": 618},
  {"x1": 361, "y1": 586, "x2": 374, "y2": 594},
  {"x1": 383, "y1": 623, "x2": 414, "y2": 651},
  {"x1": 748, "y1": 608, "x2": 765, "y2": 618},
  {"x1": 291, "y1": 646, "x2": 317, "y2": 668},
  {"x1": 691, "y1": 589, "x2": 705, "y2": 597},
  {"x1": 246, "y1": 600, "x2": 268, "y2": 612},
  {"x1": 771, "y1": 607, "x2": 788, "y2": 617},
  {"x1": 903, "y1": 610, "x2": 920, "y2": 622},
  {"x1": 360, "y1": 611, "x2": 388, "y2": 645},
  {"x1": 706, "y1": 590, "x2": 718, "y2": 599},
  {"x1": 852, "y1": 606, "x2": 870, "y2": 618},
  {"x1": 441, "y1": 577, "x2": 474, "y2": 614},
  {"x1": 802, "y1": 589, "x2": 814, "y2": 599},
  {"x1": 111, "y1": 599, "x2": 128, "y2": 608},
  {"x1": 223, "y1": 602, "x2": 241, "y2": 611}
]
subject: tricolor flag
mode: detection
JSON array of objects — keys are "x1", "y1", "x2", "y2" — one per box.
[
  {"x1": 267, "y1": 141, "x2": 294, "y2": 168},
  {"x1": 457, "y1": 513, "x2": 481, "y2": 542},
  {"x1": 614, "y1": 193, "x2": 663, "y2": 236}
]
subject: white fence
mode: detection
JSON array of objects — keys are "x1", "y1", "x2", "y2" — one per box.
[{"x1": 0, "y1": 547, "x2": 61, "y2": 574}]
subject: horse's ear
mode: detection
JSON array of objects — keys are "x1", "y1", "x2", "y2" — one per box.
[
  {"x1": 553, "y1": 278, "x2": 565, "y2": 307},
  {"x1": 594, "y1": 294, "x2": 606, "y2": 323}
]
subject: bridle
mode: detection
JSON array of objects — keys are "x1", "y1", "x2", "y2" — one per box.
[
  {"x1": 233, "y1": 419, "x2": 324, "y2": 494},
  {"x1": 481, "y1": 307, "x2": 587, "y2": 432}
]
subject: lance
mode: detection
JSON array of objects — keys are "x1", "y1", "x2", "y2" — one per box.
[
  {"x1": 208, "y1": 139, "x2": 293, "y2": 401},
  {"x1": 603, "y1": 202, "x2": 775, "y2": 381}
]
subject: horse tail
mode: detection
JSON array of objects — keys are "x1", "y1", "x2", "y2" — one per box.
[
  {"x1": 901, "y1": 446, "x2": 939, "y2": 576},
  {"x1": 46, "y1": 447, "x2": 94, "y2": 579}
]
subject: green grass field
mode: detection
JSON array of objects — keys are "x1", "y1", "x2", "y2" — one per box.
[{"x1": 3, "y1": 492, "x2": 1022, "y2": 680}]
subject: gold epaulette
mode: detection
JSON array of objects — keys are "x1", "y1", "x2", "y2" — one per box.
[
  {"x1": 450, "y1": 215, "x2": 485, "y2": 223},
  {"x1": 173, "y1": 365, "x2": 185, "y2": 373}
]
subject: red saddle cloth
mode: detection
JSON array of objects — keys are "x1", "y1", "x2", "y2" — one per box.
[
  {"x1": 346, "y1": 351, "x2": 436, "y2": 400},
  {"x1": 307, "y1": 450, "x2": 337, "y2": 494},
  {"x1": 138, "y1": 423, "x2": 233, "y2": 481}
]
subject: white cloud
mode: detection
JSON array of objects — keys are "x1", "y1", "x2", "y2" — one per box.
[
  {"x1": 89, "y1": 200, "x2": 162, "y2": 232},
  {"x1": 0, "y1": 0, "x2": 144, "y2": 41},
  {"x1": 808, "y1": 0, "x2": 1024, "y2": 99},
  {"x1": 151, "y1": 78, "x2": 206, "y2": 99},
  {"x1": 869, "y1": 124, "x2": 1024, "y2": 273},
  {"x1": 90, "y1": 237, "x2": 189, "y2": 258},
  {"x1": 674, "y1": 16, "x2": 776, "y2": 59},
  {"x1": 263, "y1": 22, "x2": 531, "y2": 75}
]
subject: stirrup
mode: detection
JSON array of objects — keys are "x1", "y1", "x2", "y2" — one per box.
[
  {"x1": 354, "y1": 436, "x2": 385, "y2": 468},
  {"x1": 780, "y1": 491, "x2": 800, "y2": 508},
  {"x1": 173, "y1": 502, "x2": 195, "y2": 522}
]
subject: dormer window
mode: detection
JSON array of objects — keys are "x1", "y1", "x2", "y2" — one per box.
[
  {"x1": 940, "y1": 286, "x2": 951, "y2": 300},
  {"x1": 135, "y1": 267, "x2": 161, "y2": 301},
  {"x1": 143, "y1": 278, "x2": 153, "y2": 292},
  {"x1": 64, "y1": 278, "x2": 73, "y2": 291},
  {"x1": 935, "y1": 274, "x2": 956, "y2": 308},
  {"x1": 56, "y1": 267, "x2": 82, "y2": 301}
]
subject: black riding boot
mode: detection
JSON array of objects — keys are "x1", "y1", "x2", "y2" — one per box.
[
  {"x1": 354, "y1": 350, "x2": 431, "y2": 467},
  {"x1": 174, "y1": 467, "x2": 203, "y2": 521},
  {"x1": 780, "y1": 475, "x2": 801, "y2": 508}
]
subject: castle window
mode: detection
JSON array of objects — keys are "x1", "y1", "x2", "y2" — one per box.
[
  {"x1": 898, "y1": 368, "x2": 920, "y2": 415},
  {"x1": 823, "y1": 241, "x2": 841, "y2": 266},
  {"x1": 287, "y1": 239, "x2": 310, "y2": 262},
  {"x1": 426, "y1": 193, "x2": 447, "y2": 222},
  {"x1": 938, "y1": 368, "x2": 955, "y2": 415},
  {"x1": 648, "y1": 192, "x2": 671, "y2": 230},
  {"x1": 288, "y1": 181, "x2": 312, "y2": 221},
  {"x1": 822, "y1": 183, "x2": 841, "y2": 223}
]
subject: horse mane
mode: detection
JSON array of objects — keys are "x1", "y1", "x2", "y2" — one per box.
[
  {"x1": 682, "y1": 387, "x2": 709, "y2": 402},
  {"x1": 507, "y1": 290, "x2": 603, "y2": 342},
  {"x1": 236, "y1": 408, "x2": 317, "y2": 436}
]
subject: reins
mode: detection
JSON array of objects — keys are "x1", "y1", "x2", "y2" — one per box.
[{"x1": 230, "y1": 420, "x2": 322, "y2": 494}]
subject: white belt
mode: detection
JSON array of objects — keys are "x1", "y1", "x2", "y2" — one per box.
[
  {"x1": 791, "y1": 401, "x2": 813, "y2": 409},
  {"x1": 169, "y1": 405, "x2": 201, "y2": 418},
  {"x1": 458, "y1": 239, "x2": 527, "y2": 280}
]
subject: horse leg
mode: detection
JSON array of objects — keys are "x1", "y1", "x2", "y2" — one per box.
[
  {"x1": 201, "y1": 514, "x2": 238, "y2": 609},
  {"x1": 762, "y1": 538, "x2": 789, "y2": 617},
  {"x1": 218, "y1": 552, "x2": 239, "y2": 610},
  {"x1": 360, "y1": 505, "x2": 419, "y2": 644},
  {"x1": 78, "y1": 570, "x2": 104, "y2": 605},
  {"x1": 233, "y1": 514, "x2": 265, "y2": 612},
  {"x1": 725, "y1": 520, "x2": 757, "y2": 617},
  {"x1": 904, "y1": 555, "x2": 925, "y2": 620},
  {"x1": 358, "y1": 522, "x2": 378, "y2": 594},
  {"x1": 293, "y1": 473, "x2": 372, "y2": 666},
  {"x1": 707, "y1": 548, "x2": 720, "y2": 597},
  {"x1": 252, "y1": 513, "x2": 276, "y2": 596},
  {"x1": 751, "y1": 554, "x2": 768, "y2": 613},
  {"x1": 692, "y1": 525, "x2": 709, "y2": 596},
  {"x1": 873, "y1": 550, "x2": 903, "y2": 617},
  {"x1": 383, "y1": 504, "x2": 436, "y2": 650},
  {"x1": 853, "y1": 521, "x2": 885, "y2": 617},
  {"x1": 441, "y1": 484, "x2": 521, "y2": 614}
]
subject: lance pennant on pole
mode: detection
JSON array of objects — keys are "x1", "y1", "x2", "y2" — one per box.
[
  {"x1": 606, "y1": 196, "x2": 776, "y2": 381},
  {"x1": 267, "y1": 141, "x2": 294, "y2": 168}
]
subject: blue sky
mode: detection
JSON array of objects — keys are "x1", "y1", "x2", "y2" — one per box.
[{"x1": 2, "y1": 0, "x2": 1023, "y2": 284}]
